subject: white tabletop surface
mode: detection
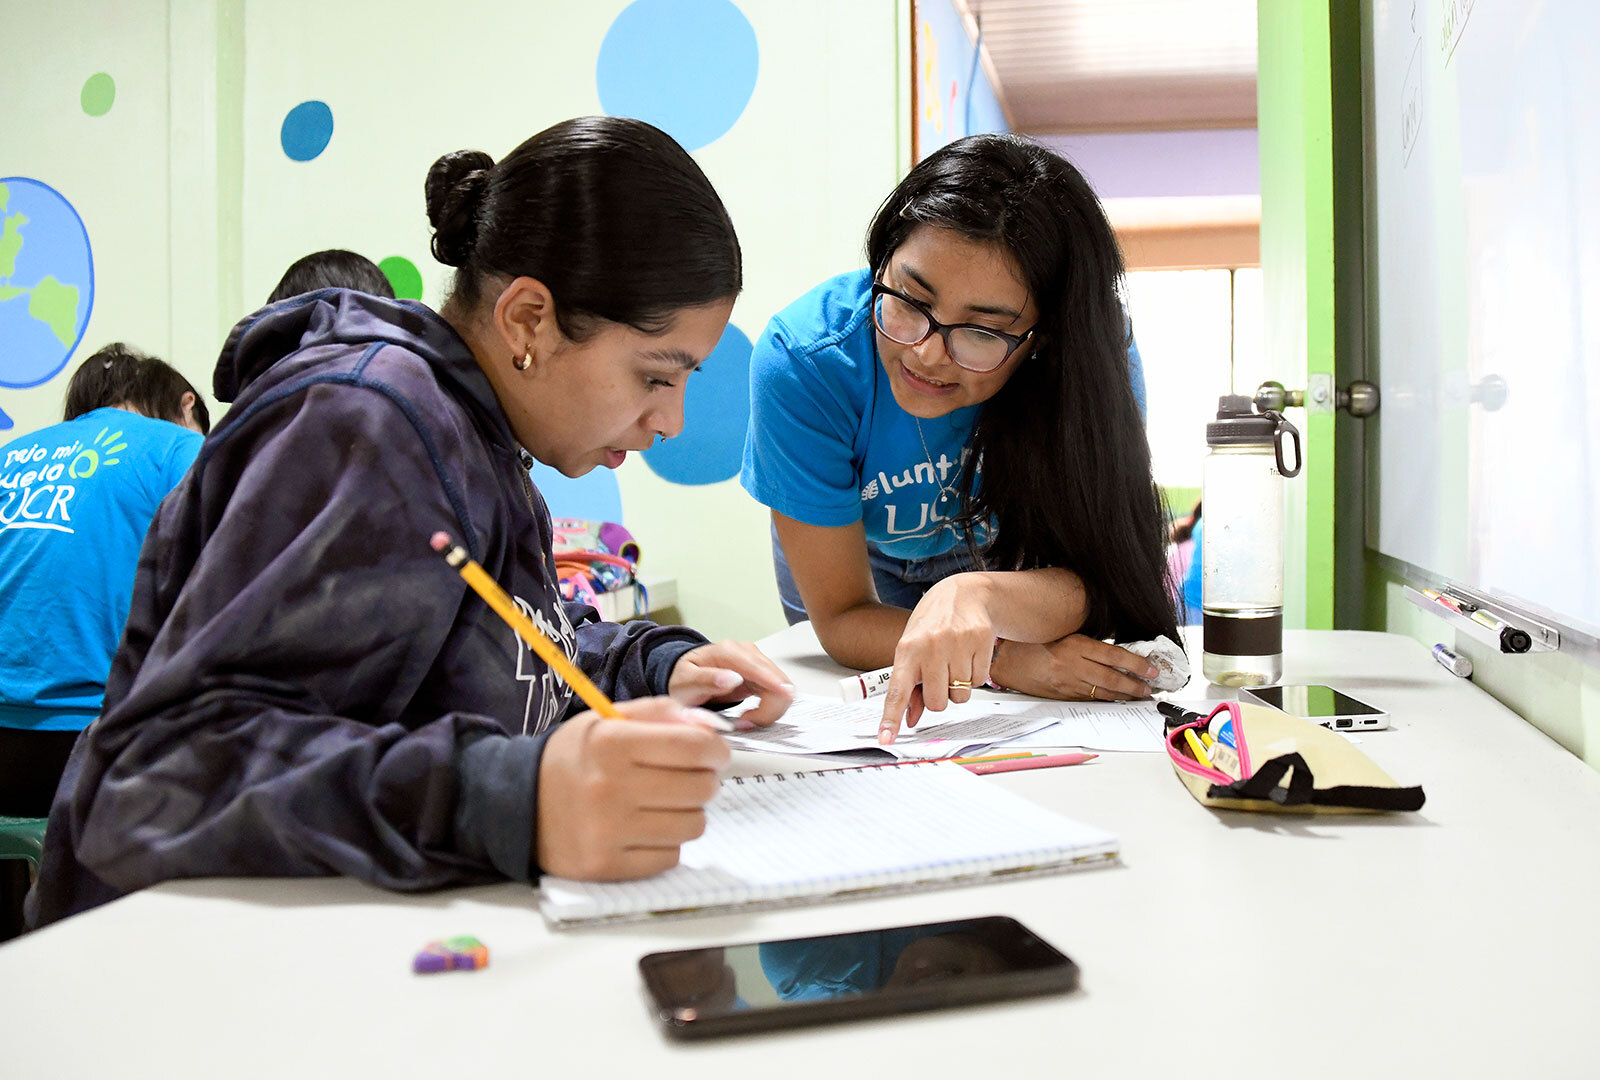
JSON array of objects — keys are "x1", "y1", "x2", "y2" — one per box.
[{"x1": 3, "y1": 627, "x2": 1598, "y2": 1078}]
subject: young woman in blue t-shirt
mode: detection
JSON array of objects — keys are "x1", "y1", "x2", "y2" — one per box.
[{"x1": 741, "y1": 134, "x2": 1179, "y2": 741}]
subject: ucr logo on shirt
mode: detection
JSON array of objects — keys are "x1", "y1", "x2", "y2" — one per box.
[
  {"x1": 68, "y1": 425, "x2": 128, "y2": 478},
  {"x1": 0, "y1": 425, "x2": 124, "y2": 534},
  {"x1": 862, "y1": 447, "x2": 982, "y2": 540}
]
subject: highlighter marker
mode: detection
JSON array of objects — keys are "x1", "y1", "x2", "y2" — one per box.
[{"x1": 1182, "y1": 728, "x2": 1214, "y2": 769}]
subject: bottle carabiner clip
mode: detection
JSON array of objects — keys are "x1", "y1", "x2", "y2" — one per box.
[{"x1": 1262, "y1": 410, "x2": 1303, "y2": 478}]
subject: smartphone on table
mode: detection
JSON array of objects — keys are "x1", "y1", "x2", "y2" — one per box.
[
  {"x1": 1240, "y1": 684, "x2": 1390, "y2": 730},
  {"x1": 638, "y1": 915, "x2": 1078, "y2": 1040}
]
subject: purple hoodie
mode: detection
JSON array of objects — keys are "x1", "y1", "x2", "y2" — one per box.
[{"x1": 27, "y1": 290, "x2": 706, "y2": 925}]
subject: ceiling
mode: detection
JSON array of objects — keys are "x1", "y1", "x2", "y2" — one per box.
[{"x1": 957, "y1": 0, "x2": 1259, "y2": 133}]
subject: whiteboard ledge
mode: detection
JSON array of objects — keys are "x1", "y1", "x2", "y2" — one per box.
[{"x1": 1402, "y1": 587, "x2": 1559, "y2": 655}]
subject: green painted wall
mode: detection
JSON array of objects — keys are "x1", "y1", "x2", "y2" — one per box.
[
  {"x1": 1257, "y1": 0, "x2": 1337, "y2": 631},
  {"x1": 2, "y1": 0, "x2": 903, "y2": 645}
]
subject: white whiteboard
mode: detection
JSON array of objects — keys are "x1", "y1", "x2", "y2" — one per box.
[{"x1": 1363, "y1": 0, "x2": 1600, "y2": 634}]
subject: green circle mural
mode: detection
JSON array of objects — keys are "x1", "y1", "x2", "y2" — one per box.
[
  {"x1": 80, "y1": 73, "x2": 115, "y2": 117},
  {"x1": 379, "y1": 256, "x2": 423, "y2": 301}
]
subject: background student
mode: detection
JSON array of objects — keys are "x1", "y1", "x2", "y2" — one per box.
[
  {"x1": 28, "y1": 116, "x2": 791, "y2": 928},
  {"x1": 741, "y1": 134, "x2": 1178, "y2": 740},
  {"x1": 207, "y1": 249, "x2": 399, "y2": 404},
  {"x1": 265, "y1": 248, "x2": 396, "y2": 305},
  {"x1": 0, "y1": 344, "x2": 208, "y2": 938}
]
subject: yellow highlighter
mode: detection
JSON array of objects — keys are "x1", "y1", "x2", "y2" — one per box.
[{"x1": 1183, "y1": 727, "x2": 1214, "y2": 769}]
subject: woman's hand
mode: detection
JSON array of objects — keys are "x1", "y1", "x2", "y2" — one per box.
[
  {"x1": 990, "y1": 635, "x2": 1159, "y2": 702},
  {"x1": 878, "y1": 574, "x2": 997, "y2": 744},
  {"x1": 668, "y1": 639, "x2": 795, "y2": 726},
  {"x1": 537, "y1": 697, "x2": 730, "y2": 880}
]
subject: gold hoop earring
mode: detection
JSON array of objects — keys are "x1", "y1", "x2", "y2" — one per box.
[{"x1": 513, "y1": 347, "x2": 533, "y2": 372}]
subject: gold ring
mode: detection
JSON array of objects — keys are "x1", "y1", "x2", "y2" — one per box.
[
  {"x1": 948, "y1": 679, "x2": 973, "y2": 690},
  {"x1": 1089, "y1": 684, "x2": 1098, "y2": 700}
]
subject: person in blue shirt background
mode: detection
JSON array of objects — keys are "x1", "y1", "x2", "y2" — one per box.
[
  {"x1": 0, "y1": 343, "x2": 207, "y2": 938},
  {"x1": 742, "y1": 134, "x2": 1179, "y2": 742}
]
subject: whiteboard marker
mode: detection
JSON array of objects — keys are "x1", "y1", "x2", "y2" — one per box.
[{"x1": 1432, "y1": 643, "x2": 1472, "y2": 678}]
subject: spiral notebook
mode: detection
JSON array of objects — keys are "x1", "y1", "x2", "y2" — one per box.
[{"x1": 538, "y1": 761, "x2": 1119, "y2": 927}]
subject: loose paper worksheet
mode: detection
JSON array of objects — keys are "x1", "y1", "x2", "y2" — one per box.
[{"x1": 722, "y1": 695, "x2": 1056, "y2": 760}]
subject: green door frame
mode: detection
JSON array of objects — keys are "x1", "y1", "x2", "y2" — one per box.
[{"x1": 1258, "y1": 0, "x2": 1340, "y2": 630}]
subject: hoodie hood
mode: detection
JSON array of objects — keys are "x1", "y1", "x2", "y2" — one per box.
[{"x1": 214, "y1": 288, "x2": 513, "y2": 445}]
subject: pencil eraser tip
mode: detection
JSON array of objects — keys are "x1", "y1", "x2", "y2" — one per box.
[{"x1": 429, "y1": 532, "x2": 452, "y2": 552}]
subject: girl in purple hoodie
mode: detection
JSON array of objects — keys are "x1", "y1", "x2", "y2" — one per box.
[{"x1": 30, "y1": 117, "x2": 792, "y2": 926}]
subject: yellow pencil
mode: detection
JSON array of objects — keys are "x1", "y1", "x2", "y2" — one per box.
[
  {"x1": 431, "y1": 531, "x2": 623, "y2": 719},
  {"x1": 950, "y1": 751, "x2": 1036, "y2": 765},
  {"x1": 1200, "y1": 731, "x2": 1216, "y2": 750},
  {"x1": 1183, "y1": 727, "x2": 1214, "y2": 769}
]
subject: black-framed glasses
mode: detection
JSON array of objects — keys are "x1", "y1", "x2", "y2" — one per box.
[{"x1": 870, "y1": 283, "x2": 1035, "y2": 373}]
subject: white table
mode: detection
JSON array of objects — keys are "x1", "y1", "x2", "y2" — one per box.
[{"x1": 3, "y1": 628, "x2": 1598, "y2": 1078}]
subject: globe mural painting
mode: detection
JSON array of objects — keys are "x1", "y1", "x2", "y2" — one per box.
[{"x1": 0, "y1": 177, "x2": 94, "y2": 429}]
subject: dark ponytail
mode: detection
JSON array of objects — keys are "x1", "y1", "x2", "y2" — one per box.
[
  {"x1": 424, "y1": 116, "x2": 741, "y2": 339},
  {"x1": 866, "y1": 134, "x2": 1178, "y2": 644},
  {"x1": 63, "y1": 343, "x2": 210, "y2": 434}
]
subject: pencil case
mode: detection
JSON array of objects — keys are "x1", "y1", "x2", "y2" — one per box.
[{"x1": 1165, "y1": 702, "x2": 1425, "y2": 813}]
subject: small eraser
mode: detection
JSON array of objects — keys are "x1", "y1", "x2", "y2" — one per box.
[{"x1": 414, "y1": 935, "x2": 489, "y2": 975}]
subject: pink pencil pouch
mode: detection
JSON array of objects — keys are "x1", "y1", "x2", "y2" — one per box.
[{"x1": 1165, "y1": 702, "x2": 1425, "y2": 814}]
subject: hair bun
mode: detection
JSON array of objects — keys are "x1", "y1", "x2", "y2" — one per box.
[{"x1": 425, "y1": 149, "x2": 495, "y2": 268}]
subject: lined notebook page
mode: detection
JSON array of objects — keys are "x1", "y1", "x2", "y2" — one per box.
[{"x1": 539, "y1": 761, "x2": 1118, "y2": 926}]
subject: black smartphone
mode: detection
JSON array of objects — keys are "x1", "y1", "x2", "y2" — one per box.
[{"x1": 638, "y1": 915, "x2": 1078, "y2": 1040}]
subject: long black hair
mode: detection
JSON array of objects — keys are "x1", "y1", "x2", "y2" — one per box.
[
  {"x1": 63, "y1": 342, "x2": 211, "y2": 434},
  {"x1": 425, "y1": 116, "x2": 741, "y2": 338},
  {"x1": 866, "y1": 134, "x2": 1178, "y2": 644}
]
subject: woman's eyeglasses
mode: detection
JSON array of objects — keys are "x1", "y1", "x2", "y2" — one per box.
[{"x1": 870, "y1": 283, "x2": 1035, "y2": 373}]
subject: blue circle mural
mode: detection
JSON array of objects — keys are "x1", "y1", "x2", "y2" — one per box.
[
  {"x1": 528, "y1": 458, "x2": 625, "y2": 524},
  {"x1": 0, "y1": 177, "x2": 94, "y2": 397},
  {"x1": 597, "y1": 0, "x2": 759, "y2": 151},
  {"x1": 643, "y1": 324, "x2": 752, "y2": 486},
  {"x1": 280, "y1": 101, "x2": 334, "y2": 161}
]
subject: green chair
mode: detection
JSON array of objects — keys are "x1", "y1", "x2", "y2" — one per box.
[{"x1": 0, "y1": 816, "x2": 47, "y2": 871}]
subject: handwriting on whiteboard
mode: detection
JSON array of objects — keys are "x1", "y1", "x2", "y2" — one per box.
[
  {"x1": 1401, "y1": 39, "x2": 1423, "y2": 165},
  {"x1": 1441, "y1": 0, "x2": 1476, "y2": 65}
]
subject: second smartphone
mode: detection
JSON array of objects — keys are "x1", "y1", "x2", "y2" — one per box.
[{"x1": 639, "y1": 915, "x2": 1078, "y2": 1040}]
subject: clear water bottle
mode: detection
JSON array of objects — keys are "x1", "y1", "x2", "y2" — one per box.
[{"x1": 1202, "y1": 395, "x2": 1302, "y2": 686}]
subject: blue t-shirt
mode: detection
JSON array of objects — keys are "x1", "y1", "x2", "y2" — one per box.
[
  {"x1": 0, "y1": 408, "x2": 202, "y2": 730},
  {"x1": 741, "y1": 269, "x2": 1148, "y2": 561},
  {"x1": 1182, "y1": 519, "x2": 1204, "y2": 621}
]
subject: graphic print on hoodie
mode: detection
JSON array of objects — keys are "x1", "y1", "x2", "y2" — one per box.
[{"x1": 27, "y1": 289, "x2": 707, "y2": 926}]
